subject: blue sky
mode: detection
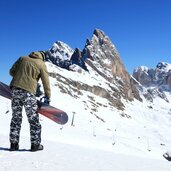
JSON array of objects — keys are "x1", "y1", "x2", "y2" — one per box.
[{"x1": 0, "y1": 0, "x2": 171, "y2": 84}]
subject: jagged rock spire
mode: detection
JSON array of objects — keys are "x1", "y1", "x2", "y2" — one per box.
[
  {"x1": 83, "y1": 29, "x2": 141, "y2": 102},
  {"x1": 46, "y1": 29, "x2": 142, "y2": 110}
]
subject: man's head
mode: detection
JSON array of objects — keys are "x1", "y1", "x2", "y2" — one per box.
[{"x1": 29, "y1": 51, "x2": 46, "y2": 61}]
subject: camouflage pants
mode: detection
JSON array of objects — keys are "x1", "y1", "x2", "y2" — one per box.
[{"x1": 10, "y1": 87, "x2": 41, "y2": 145}]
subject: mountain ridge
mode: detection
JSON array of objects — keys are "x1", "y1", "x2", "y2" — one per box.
[
  {"x1": 45, "y1": 29, "x2": 171, "y2": 106},
  {"x1": 44, "y1": 29, "x2": 143, "y2": 110},
  {"x1": 133, "y1": 61, "x2": 171, "y2": 102}
]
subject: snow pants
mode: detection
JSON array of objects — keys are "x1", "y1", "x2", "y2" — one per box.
[{"x1": 10, "y1": 87, "x2": 41, "y2": 145}]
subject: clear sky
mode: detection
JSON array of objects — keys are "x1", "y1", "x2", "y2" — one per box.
[{"x1": 0, "y1": 0, "x2": 171, "y2": 84}]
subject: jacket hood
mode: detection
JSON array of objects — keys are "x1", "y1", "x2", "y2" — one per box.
[{"x1": 29, "y1": 52, "x2": 45, "y2": 61}]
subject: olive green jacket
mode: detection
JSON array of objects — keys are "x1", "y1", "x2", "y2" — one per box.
[{"x1": 10, "y1": 52, "x2": 51, "y2": 98}]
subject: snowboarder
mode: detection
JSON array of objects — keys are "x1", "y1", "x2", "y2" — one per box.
[{"x1": 9, "y1": 51, "x2": 51, "y2": 152}]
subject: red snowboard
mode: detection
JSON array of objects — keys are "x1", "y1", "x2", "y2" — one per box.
[{"x1": 0, "y1": 81, "x2": 68, "y2": 125}]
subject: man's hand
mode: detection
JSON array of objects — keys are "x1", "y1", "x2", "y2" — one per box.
[{"x1": 42, "y1": 96, "x2": 50, "y2": 105}]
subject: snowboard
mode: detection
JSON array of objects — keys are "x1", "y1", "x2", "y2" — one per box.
[{"x1": 0, "y1": 81, "x2": 68, "y2": 125}]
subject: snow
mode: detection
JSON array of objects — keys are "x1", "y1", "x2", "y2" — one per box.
[
  {"x1": 1, "y1": 86, "x2": 171, "y2": 170},
  {"x1": 157, "y1": 62, "x2": 171, "y2": 72},
  {"x1": 0, "y1": 135, "x2": 170, "y2": 171},
  {"x1": 134, "y1": 62, "x2": 171, "y2": 74},
  {"x1": 48, "y1": 41, "x2": 74, "y2": 60},
  {"x1": 1, "y1": 62, "x2": 171, "y2": 170},
  {"x1": 134, "y1": 66, "x2": 149, "y2": 73}
]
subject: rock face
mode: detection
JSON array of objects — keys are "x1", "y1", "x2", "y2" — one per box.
[
  {"x1": 83, "y1": 29, "x2": 141, "y2": 102},
  {"x1": 133, "y1": 62, "x2": 171, "y2": 90},
  {"x1": 45, "y1": 41, "x2": 74, "y2": 69},
  {"x1": 45, "y1": 29, "x2": 141, "y2": 110},
  {"x1": 133, "y1": 62, "x2": 171, "y2": 102},
  {"x1": 47, "y1": 41, "x2": 74, "y2": 59}
]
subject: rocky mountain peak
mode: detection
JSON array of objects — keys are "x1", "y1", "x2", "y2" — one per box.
[
  {"x1": 83, "y1": 29, "x2": 141, "y2": 102},
  {"x1": 156, "y1": 62, "x2": 171, "y2": 71},
  {"x1": 45, "y1": 29, "x2": 141, "y2": 111},
  {"x1": 46, "y1": 41, "x2": 74, "y2": 60},
  {"x1": 133, "y1": 62, "x2": 171, "y2": 89},
  {"x1": 93, "y1": 29, "x2": 106, "y2": 39},
  {"x1": 133, "y1": 62, "x2": 171, "y2": 102}
]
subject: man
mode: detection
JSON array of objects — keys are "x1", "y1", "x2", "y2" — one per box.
[{"x1": 9, "y1": 51, "x2": 51, "y2": 152}]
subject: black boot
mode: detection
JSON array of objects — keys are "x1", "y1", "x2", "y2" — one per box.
[
  {"x1": 10, "y1": 143, "x2": 19, "y2": 151},
  {"x1": 31, "y1": 144, "x2": 44, "y2": 152}
]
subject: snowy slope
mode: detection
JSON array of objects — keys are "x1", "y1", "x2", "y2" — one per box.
[
  {"x1": 1, "y1": 65, "x2": 171, "y2": 170},
  {"x1": 0, "y1": 135, "x2": 170, "y2": 171}
]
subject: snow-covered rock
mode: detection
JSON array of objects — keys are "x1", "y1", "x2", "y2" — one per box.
[{"x1": 133, "y1": 62, "x2": 171, "y2": 102}]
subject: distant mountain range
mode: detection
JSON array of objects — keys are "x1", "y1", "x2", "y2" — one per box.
[{"x1": 133, "y1": 62, "x2": 171, "y2": 102}]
